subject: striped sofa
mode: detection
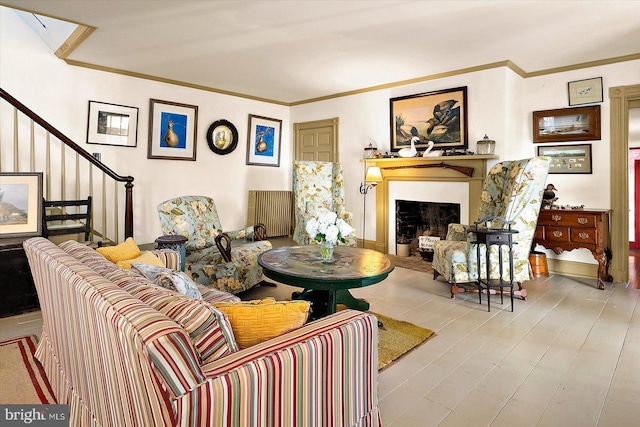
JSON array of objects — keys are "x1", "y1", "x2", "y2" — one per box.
[{"x1": 24, "y1": 237, "x2": 380, "y2": 426}]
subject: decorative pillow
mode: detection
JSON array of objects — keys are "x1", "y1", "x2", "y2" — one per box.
[
  {"x1": 96, "y1": 237, "x2": 141, "y2": 263},
  {"x1": 212, "y1": 298, "x2": 311, "y2": 349},
  {"x1": 116, "y1": 251, "x2": 164, "y2": 269},
  {"x1": 132, "y1": 263, "x2": 203, "y2": 300}
]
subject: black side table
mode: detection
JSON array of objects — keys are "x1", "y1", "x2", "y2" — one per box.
[{"x1": 472, "y1": 219, "x2": 518, "y2": 312}]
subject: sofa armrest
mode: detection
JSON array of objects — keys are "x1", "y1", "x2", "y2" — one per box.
[{"x1": 174, "y1": 310, "x2": 380, "y2": 426}]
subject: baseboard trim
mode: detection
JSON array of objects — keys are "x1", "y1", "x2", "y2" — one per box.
[{"x1": 547, "y1": 258, "x2": 599, "y2": 280}]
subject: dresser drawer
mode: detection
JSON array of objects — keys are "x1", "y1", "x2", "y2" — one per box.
[
  {"x1": 545, "y1": 227, "x2": 570, "y2": 242},
  {"x1": 571, "y1": 228, "x2": 597, "y2": 244},
  {"x1": 540, "y1": 212, "x2": 597, "y2": 227}
]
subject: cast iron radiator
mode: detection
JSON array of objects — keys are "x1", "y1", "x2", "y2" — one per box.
[{"x1": 247, "y1": 190, "x2": 294, "y2": 238}]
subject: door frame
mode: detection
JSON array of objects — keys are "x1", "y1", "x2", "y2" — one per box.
[
  {"x1": 634, "y1": 158, "x2": 640, "y2": 249},
  {"x1": 610, "y1": 84, "x2": 640, "y2": 282}
]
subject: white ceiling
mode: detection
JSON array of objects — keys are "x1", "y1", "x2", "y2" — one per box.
[{"x1": 3, "y1": 0, "x2": 640, "y2": 104}]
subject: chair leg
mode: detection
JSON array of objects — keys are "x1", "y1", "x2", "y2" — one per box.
[{"x1": 450, "y1": 283, "x2": 458, "y2": 299}]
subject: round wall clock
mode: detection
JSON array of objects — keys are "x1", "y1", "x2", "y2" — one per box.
[{"x1": 206, "y1": 119, "x2": 238, "y2": 155}]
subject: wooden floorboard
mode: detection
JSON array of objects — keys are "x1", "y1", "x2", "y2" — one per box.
[{"x1": 1, "y1": 240, "x2": 638, "y2": 426}]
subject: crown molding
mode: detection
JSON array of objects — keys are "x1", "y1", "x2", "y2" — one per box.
[
  {"x1": 55, "y1": 24, "x2": 95, "y2": 59},
  {"x1": 7, "y1": 1, "x2": 637, "y2": 107},
  {"x1": 63, "y1": 59, "x2": 290, "y2": 106}
]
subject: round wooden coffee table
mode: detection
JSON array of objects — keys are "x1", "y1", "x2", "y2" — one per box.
[{"x1": 258, "y1": 245, "x2": 394, "y2": 318}]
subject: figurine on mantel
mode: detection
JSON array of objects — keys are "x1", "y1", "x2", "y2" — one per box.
[
  {"x1": 422, "y1": 140, "x2": 440, "y2": 157},
  {"x1": 398, "y1": 136, "x2": 418, "y2": 157},
  {"x1": 542, "y1": 184, "x2": 558, "y2": 208}
]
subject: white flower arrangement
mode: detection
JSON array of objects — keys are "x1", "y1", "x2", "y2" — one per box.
[{"x1": 305, "y1": 209, "x2": 353, "y2": 245}]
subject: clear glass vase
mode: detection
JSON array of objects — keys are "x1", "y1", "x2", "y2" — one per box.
[{"x1": 320, "y1": 240, "x2": 335, "y2": 263}]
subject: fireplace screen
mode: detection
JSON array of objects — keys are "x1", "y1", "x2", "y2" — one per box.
[{"x1": 395, "y1": 200, "x2": 460, "y2": 249}]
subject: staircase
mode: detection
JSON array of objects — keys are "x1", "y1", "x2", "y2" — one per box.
[{"x1": 0, "y1": 88, "x2": 134, "y2": 244}]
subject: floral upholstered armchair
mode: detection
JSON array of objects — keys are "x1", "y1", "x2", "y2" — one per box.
[
  {"x1": 432, "y1": 156, "x2": 550, "y2": 299},
  {"x1": 292, "y1": 160, "x2": 356, "y2": 246},
  {"x1": 157, "y1": 195, "x2": 272, "y2": 294}
]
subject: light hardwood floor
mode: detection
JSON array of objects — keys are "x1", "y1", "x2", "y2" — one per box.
[{"x1": 1, "y1": 249, "x2": 638, "y2": 426}]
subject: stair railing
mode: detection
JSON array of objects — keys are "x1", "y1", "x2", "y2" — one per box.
[{"x1": 0, "y1": 88, "x2": 134, "y2": 243}]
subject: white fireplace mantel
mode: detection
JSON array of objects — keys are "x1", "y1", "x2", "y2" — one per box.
[{"x1": 363, "y1": 155, "x2": 498, "y2": 253}]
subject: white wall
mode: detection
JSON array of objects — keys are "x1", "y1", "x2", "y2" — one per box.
[
  {"x1": 1, "y1": 8, "x2": 291, "y2": 244},
  {"x1": 291, "y1": 62, "x2": 640, "y2": 266},
  {"x1": 522, "y1": 64, "x2": 640, "y2": 264},
  {"x1": 3, "y1": 7, "x2": 639, "y2": 266}
]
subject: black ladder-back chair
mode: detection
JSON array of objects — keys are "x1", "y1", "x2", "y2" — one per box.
[{"x1": 42, "y1": 196, "x2": 92, "y2": 242}]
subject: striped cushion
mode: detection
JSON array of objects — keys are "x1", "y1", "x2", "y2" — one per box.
[{"x1": 60, "y1": 240, "x2": 239, "y2": 363}]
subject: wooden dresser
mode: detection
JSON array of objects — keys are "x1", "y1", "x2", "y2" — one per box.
[
  {"x1": 533, "y1": 208, "x2": 612, "y2": 289},
  {"x1": 0, "y1": 237, "x2": 39, "y2": 317}
]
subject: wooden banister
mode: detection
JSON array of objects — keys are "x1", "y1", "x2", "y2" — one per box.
[{"x1": 0, "y1": 88, "x2": 135, "y2": 238}]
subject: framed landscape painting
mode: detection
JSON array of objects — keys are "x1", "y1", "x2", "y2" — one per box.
[
  {"x1": 533, "y1": 105, "x2": 600, "y2": 143},
  {"x1": 148, "y1": 99, "x2": 198, "y2": 160},
  {"x1": 390, "y1": 86, "x2": 468, "y2": 152},
  {"x1": 0, "y1": 172, "x2": 43, "y2": 238}
]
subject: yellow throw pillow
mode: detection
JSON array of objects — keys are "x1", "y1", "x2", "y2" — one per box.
[
  {"x1": 213, "y1": 298, "x2": 311, "y2": 349},
  {"x1": 116, "y1": 251, "x2": 164, "y2": 270},
  {"x1": 97, "y1": 237, "x2": 142, "y2": 263}
]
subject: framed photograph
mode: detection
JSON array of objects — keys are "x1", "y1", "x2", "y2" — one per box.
[
  {"x1": 533, "y1": 105, "x2": 600, "y2": 143},
  {"x1": 390, "y1": 86, "x2": 468, "y2": 152},
  {"x1": 246, "y1": 114, "x2": 282, "y2": 167},
  {"x1": 87, "y1": 101, "x2": 138, "y2": 147},
  {"x1": 568, "y1": 77, "x2": 603, "y2": 106},
  {"x1": 148, "y1": 99, "x2": 198, "y2": 161},
  {"x1": 537, "y1": 144, "x2": 592, "y2": 174},
  {"x1": 0, "y1": 172, "x2": 43, "y2": 238}
]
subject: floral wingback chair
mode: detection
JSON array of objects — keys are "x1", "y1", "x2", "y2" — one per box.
[
  {"x1": 157, "y1": 195, "x2": 272, "y2": 294},
  {"x1": 432, "y1": 156, "x2": 550, "y2": 298},
  {"x1": 292, "y1": 160, "x2": 356, "y2": 246}
]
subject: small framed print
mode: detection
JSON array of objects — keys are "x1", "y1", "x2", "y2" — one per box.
[
  {"x1": 87, "y1": 101, "x2": 138, "y2": 147},
  {"x1": 537, "y1": 144, "x2": 592, "y2": 174},
  {"x1": 0, "y1": 172, "x2": 43, "y2": 238},
  {"x1": 148, "y1": 99, "x2": 198, "y2": 161},
  {"x1": 246, "y1": 114, "x2": 282, "y2": 167},
  {"x1": 568, "y1": 77, "x2": 603, "y2": 106}
]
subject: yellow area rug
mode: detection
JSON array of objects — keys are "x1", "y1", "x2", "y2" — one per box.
[
  {"x1": 373, "y1": 313, "x2": 435, "y2": 370},
  {"x1": 0, "y1": 336, "x2": 56, "y2": 404}
]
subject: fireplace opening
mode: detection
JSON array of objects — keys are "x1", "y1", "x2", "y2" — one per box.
[{"x1": 395, "y1": 200, "x2": 460, "y2": 256}]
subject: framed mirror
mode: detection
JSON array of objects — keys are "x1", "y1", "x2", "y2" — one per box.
[{"x1": 206, "y1": 119, "x2": 238, "y2": 155}]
